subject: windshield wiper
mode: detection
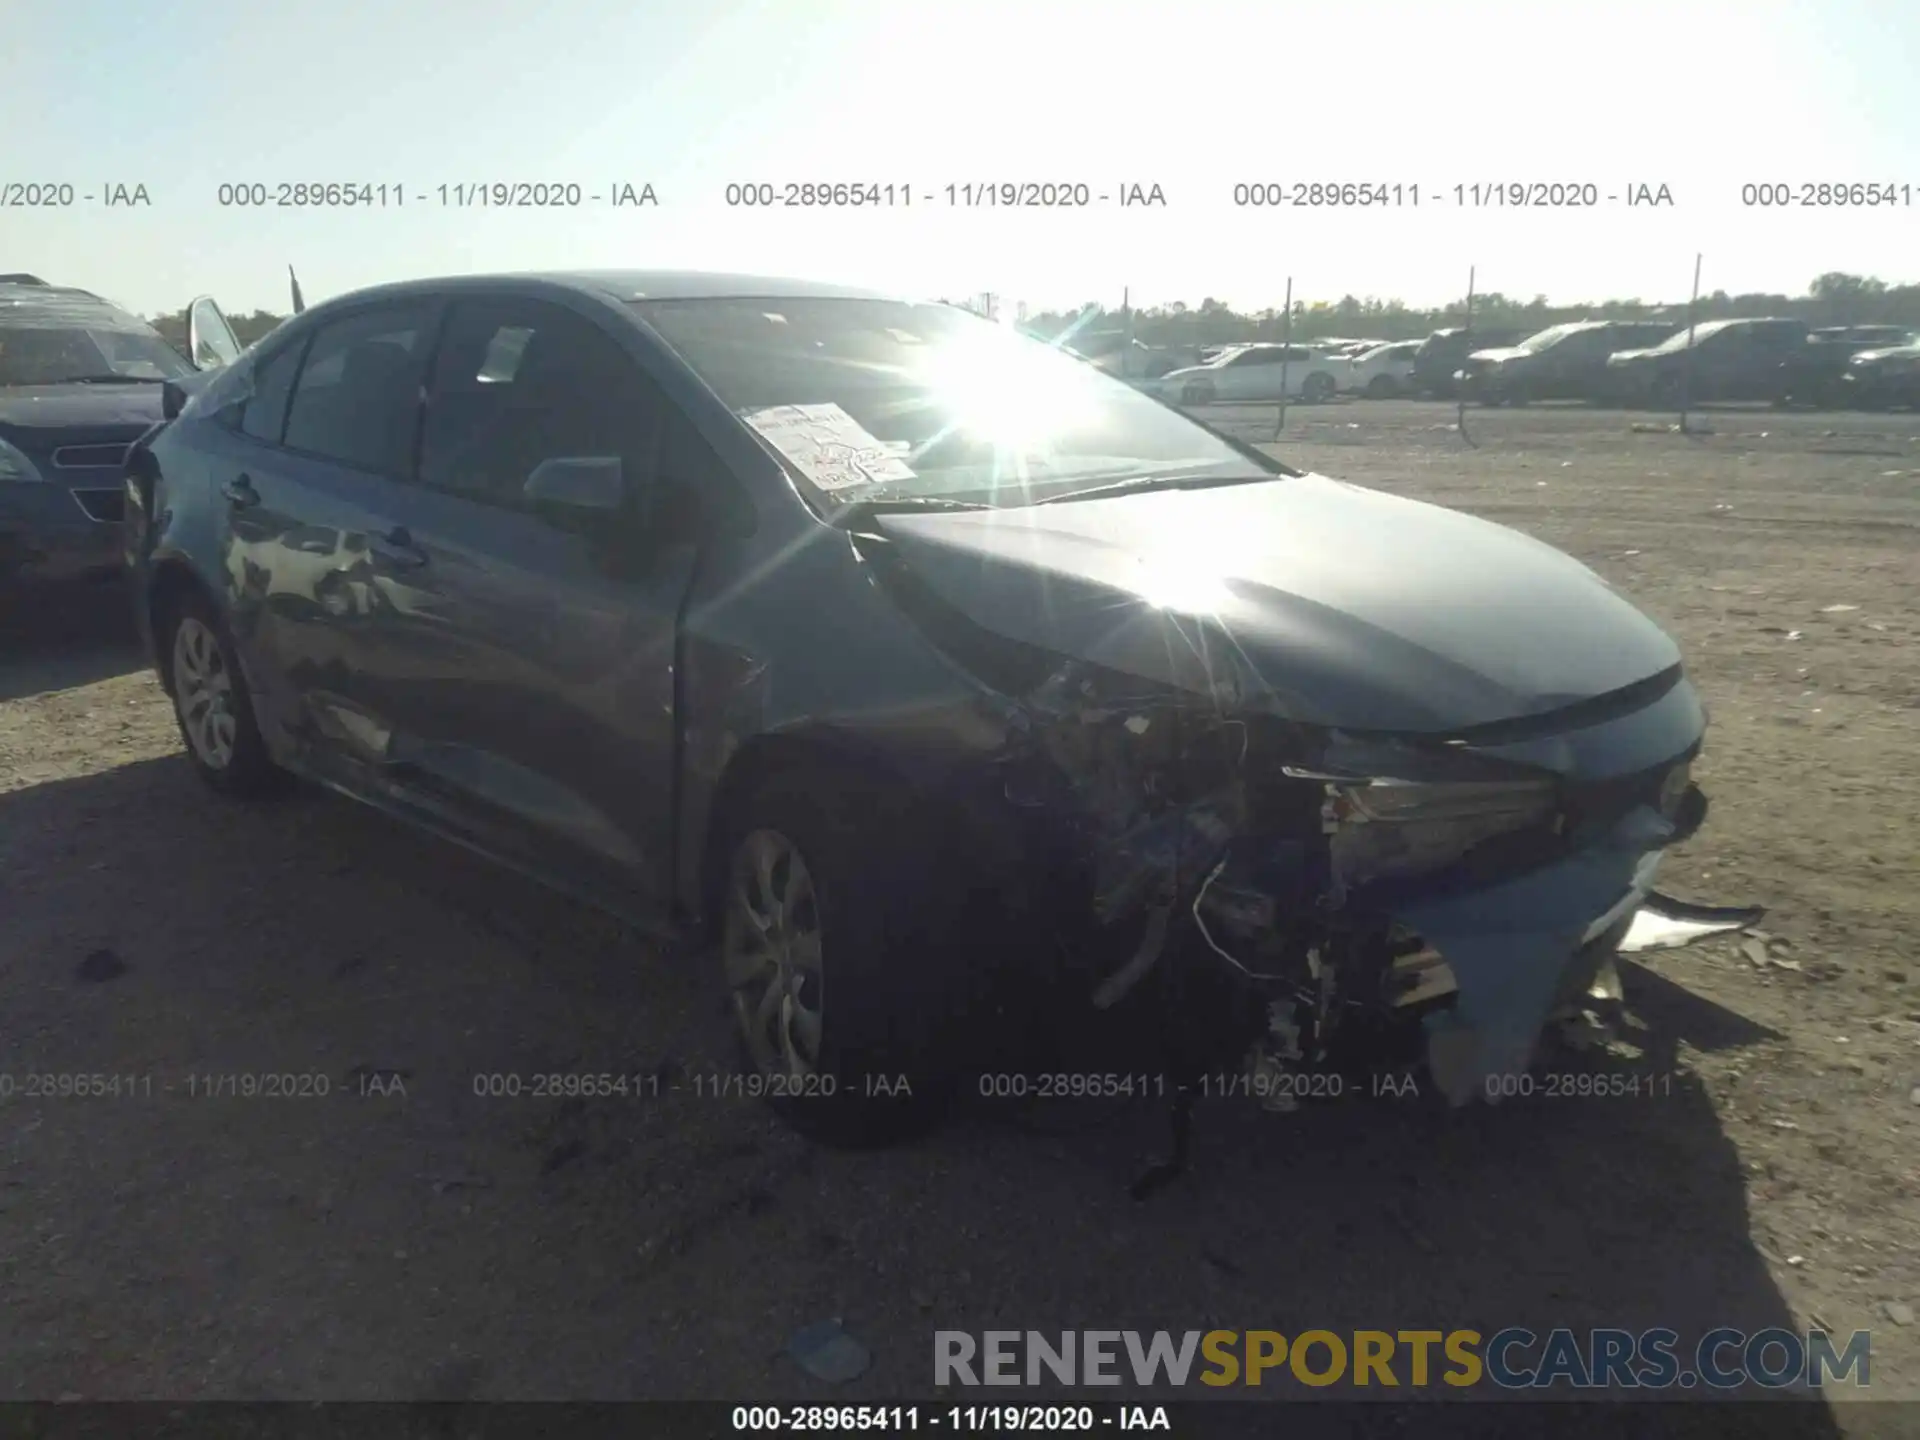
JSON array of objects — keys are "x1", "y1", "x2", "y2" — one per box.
[
  {"x1": 830, "y1": 495, "x2": 994, "y2": 529},
  {"x1": 47, "y1": 374, "x2": 167, "y2": 385},
  {"x1": 1032, "y1": 471, "x2": 1275, "y2": 507}
]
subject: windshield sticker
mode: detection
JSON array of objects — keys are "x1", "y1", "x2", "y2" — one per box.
[{"x1": 743, "y1": 403, "x2": 917, "y2": 491}]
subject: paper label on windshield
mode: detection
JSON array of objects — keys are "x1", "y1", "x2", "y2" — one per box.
[{"x1": 743, "y1": 403, "x2": 916, "y2": 491}]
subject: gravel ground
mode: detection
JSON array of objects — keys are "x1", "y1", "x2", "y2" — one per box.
[{"x1": 0, "y1": 400, "x2": 1915, "y2": 1429}]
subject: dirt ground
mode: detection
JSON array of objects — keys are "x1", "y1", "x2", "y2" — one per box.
[{"x1": 1, "y1": 400, "x2": 1915, "y2": 1428}]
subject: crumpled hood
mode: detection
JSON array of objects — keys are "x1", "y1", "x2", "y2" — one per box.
[
  {"x1": 0, "y1": 384, "x2": 166, "y2": 435},
  {"x1": 873, "y1": 473, "x2": 1682, "y2": 733}
]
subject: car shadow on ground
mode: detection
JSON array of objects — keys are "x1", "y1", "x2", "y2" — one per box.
[
  {"x1": 0, "y1": 754, "x2": 1848, "y2": 1430},
  {"x1": 0, "y1": 579, "x2": 145, "y2": 701}
]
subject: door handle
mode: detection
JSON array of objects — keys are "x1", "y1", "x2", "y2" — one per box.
[
  {"x1": 369, "y1": 526, "x2": 429, "y2": 569},
  {"x1": 222, "y1": 475, "x2": 260, "y2": 508}
]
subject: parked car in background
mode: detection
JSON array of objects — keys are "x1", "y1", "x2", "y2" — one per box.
[
  {"x1": 1773, "y1": 325, "x2": 1917, "y2": 409},
  {"x1": 1457, "y1": 320, "x2": 1680, "y2": 405},
  {"x1": 1410, "y1": 327, "x2": 1527, "y2": 397},
  {"x1": 0, "y1": 275, "x2": 215, "y2": 589},
  {"x1": 1344, "y1": 340, "x2": 1422, "y2": 397},
  {"x1": 1151, "y1": 343, "x2": 1349, "y2": 404},
  {"x1": 1603, "y1": 318, "x2": 1810, "y2": 407},
  {"x1": 1087, "y1": 339, "x2": 1191, "y2": 381},
  {"x1": 121, "y1": 267, "x2": 1751, "y2": 1145},
  {"x1": 1842, "y1": 342, "x2": 1920, "y2": 410}
]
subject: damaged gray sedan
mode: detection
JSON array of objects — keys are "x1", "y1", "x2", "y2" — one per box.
[{"x1": 124, "y1": 271, "x2": 1757, "y2": 1151}]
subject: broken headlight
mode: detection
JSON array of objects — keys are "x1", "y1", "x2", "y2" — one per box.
[{"x1": 1305, "y1": 770, "x2": 1560, "y2": 890}]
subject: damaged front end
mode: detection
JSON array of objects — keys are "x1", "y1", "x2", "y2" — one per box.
[{"x1": 985, "y1": 656, "x2": 1759, "y2": 1113}]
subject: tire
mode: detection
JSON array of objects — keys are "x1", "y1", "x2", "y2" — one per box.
[
  {"x1": 159, "y1": 589, "x2": 288, "y2": 797},
  {"x1": 712, "y1": 763, "x2": 980, "y2": 1147},
  {"x1": 1365, "y1": 374, "x2": 1397, "y2": 399},
  {"x1": 1301, "y1": 372, "x2": 1336, "y2": 403},
  {"x1": 1180, "y1": 382, "x2": 1211, "y2": 406}
]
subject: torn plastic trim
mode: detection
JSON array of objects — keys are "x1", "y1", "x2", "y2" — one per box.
[
  {"x1": 1399, "y1": 803, "x2": 1676, "y2": 1107},
  {"x1": 1620, "y1": 893, "x2": 1766, "y2": 952},
  {"x1": 1376, "y1": 863, "x2": 1765, "y2": 1015}
]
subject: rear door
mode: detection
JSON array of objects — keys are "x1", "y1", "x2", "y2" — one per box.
[
  {"x1": 219, "y1": 300, "x2": 442, "y2": 764},
  {"x1": 1733, "y1": 321, "x2": 1810, "y2": 397},
  {"x1": 1226, "y1": 347, "x2": 1288, "y2": 399},
  {"x1": 349, "y1": 294, "x2": 702, "y2": 919}
]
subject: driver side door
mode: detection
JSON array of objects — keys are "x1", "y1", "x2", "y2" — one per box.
[{"x1": 350, "y1": 294, "x2": 703, "y2": 922}]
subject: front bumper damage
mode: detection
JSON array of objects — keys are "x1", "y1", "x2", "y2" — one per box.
[{"x1": 983, "y1": 658, "x2": 1761, "y2": 1116}]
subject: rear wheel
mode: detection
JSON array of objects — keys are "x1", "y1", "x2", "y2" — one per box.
[
  {"x1": 1302, "y1": 372, "x2": 1336, "y2": 403},
  {"x1": 161, "y1": 591, "x2": 287, "y2": 797},
  {"x1": 1180, "y1": 382, "x2": 1212, "y2": 406},
  {"x1": 1365, "y1": 374, "x2": 1397, "y2": 399},
  {"x1": 714, "y1": 765, "x2": 976, "y2": 1147}
]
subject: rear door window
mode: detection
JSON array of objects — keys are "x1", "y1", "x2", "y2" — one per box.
[
  {"x1": 239, "y1": 339, "x2": 307, "y2": 443},
  {"x1": 282, "y1": 304, "x2": 438, "y2": 477}
]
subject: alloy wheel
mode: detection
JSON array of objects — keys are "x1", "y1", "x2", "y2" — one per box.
[
  {"x1": 172, "y1": 616, "x2": 238, "y2": 770},
  {"x1": 722, "y1": 829, "x2": 825, "y2": 1077}
]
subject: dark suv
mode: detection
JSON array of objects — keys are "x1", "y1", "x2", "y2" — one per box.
[
  {"x1": 1602, "y1": 317, "x2": 1811, "y2": 407},
  {"x1": 1773, "y1": 325, "x2": 1917, "y2": 409},
  {"x1": 1457, "y1": 320, "x2": 1681, "y2": 405},
  {"x1": 0, "y1": 277, "x2": 199, "y2": 588},
  {"x1": 1409, "y1": 327, "x2": 1526, "y2": 397}
]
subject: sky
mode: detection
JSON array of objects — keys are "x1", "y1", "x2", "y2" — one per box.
[{"x1": 4, "y1": 0, "x2": 1918, "y2": 318}]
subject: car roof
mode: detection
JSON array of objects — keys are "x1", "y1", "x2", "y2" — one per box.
[
  {"x1": 0, "y1": 281, "x2": 153, "y2": 332},
  {"x1": 299, "y1": 269, "x2": 902, "y2": 311}
]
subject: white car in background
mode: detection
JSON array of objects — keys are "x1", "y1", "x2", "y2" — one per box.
[
  {"x1": 1152, "y1": 343, "x2": 1348, "y2": 404},
  {"x1": 1344, "y1": 340, "x2": 1422, "y2": 397}
]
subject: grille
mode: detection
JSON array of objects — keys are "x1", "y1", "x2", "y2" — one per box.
[
  {"x1": 71, "y1": 488, "x2": 125, "y2": 523},
  {"x1": 52, "y1": 443, "x2": 132, "y2": 470}
]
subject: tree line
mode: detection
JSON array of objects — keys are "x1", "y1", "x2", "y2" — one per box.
[
  {"x1": 1002, "y1": 272, "x2": 1920, "y2": 347},
  {"x1": 146, "y1": 309, "x2": 286, "y2": 352},
  {"x1": 145, "y1": 272, "x2": 1915, "y2": 354}
]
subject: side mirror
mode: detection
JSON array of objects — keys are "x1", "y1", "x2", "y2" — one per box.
[
  {"x1": 523, "y1": 456, "x2": 630, "y2": 524},
  {"x1": 187, "y1": 295, "x2": 243, "y2": 371}
]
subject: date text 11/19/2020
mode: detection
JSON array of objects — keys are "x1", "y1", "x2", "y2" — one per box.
[
  {"x1": 1230, "y1": 181, "x2": 1675, "y2": 208},
  {"x1": 732, "y1": 1405, "x2": 1171, "y2": 1432},
  {"x1": 975, "y1": 1070, "x2": 1677, "y2": 1104}
]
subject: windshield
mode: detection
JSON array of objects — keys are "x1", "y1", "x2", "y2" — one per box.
[
  {"x1": 1647, "y1": 320, "x2": 1735, "y2": 355},
  {"x1": 1516, "y1": 323, "x2": 1585, "y2": 353},
  {"x1": 0, "y1": 323, "x2": 193, "y2": 385},
  {"x1": 633, "y1": 297, "x2": 1274, "y2": 509}
]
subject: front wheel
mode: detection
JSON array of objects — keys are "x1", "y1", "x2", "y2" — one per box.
[
  {"x1": 714, "y1": 766, "x2": 974, "y2": 1147},
  {"x1": 1365, "y1": 374, "x2": 1397, "y2": 399},
  {"x1": 1301, "y1": 372, "x2": 1337, "y2": 403},
  {"x1": 1180, "y1": 382, "x2": 1212, "y2": 406},
  {"x1": 161, "y1": 591, "x2": 288, "y2": 797}
]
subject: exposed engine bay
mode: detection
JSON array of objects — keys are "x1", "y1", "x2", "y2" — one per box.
[{"x1": 990, "y1": 656, "x2": 1757, "y2": 1178}]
